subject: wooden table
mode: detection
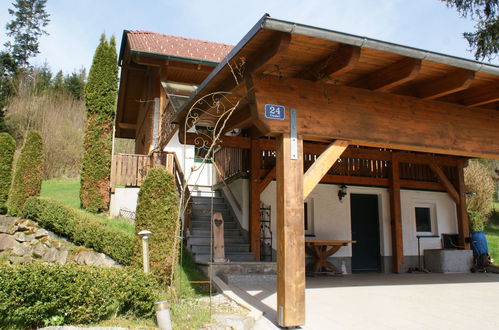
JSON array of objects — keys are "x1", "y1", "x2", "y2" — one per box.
[{"x1": 305, "y1": 239, "x2": 356, "y2": 275}]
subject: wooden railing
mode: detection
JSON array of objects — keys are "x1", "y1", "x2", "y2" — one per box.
[
  {"x1": 214, "y1": 146, "x2": 458, "y2": 188},
  {"x1": 110, "y1": 151, "x2": 192, "y2": 232}
]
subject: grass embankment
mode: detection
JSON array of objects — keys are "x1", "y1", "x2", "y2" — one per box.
[
  {"x1": 485, "y1": 202, "x2": 499, "y2": 263},
  {"x1": 39, "y1": 177, "x2": 214, "y2": 329}
]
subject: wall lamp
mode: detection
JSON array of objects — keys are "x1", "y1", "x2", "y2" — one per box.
[{"x1": 338, "y1": 184, "x2": 348, "y2": 202}]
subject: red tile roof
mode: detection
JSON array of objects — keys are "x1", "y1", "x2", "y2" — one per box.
[{"x1": 127, "y1": 31, "x2": 233, "y2": 63}]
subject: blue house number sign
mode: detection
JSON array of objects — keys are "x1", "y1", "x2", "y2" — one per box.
[{"x1": 264, "y1": 104, "x2": 285, "y2": 120}]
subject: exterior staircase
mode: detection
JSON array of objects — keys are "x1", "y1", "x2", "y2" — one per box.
[{"x1": 186, "y1": 192, "x2": 255, "y2": 263}]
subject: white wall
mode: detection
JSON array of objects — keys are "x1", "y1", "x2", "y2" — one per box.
[
  {"x1": 163, "y1": 131, "x2": 213, "y2": 188},
  {"x1": 109, "y1": 187, "x2": 140, "y2": 217},
  {"x1": 223, "y1": 179, "x2": 250, "y2": 231},
  {"x1": 260, "y1": 182, "x2": 458, "y2": 258}
]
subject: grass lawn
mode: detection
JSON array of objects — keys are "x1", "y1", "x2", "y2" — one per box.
[{"x1": 39, "y1": 177, "x2": 216, "y2": 329}]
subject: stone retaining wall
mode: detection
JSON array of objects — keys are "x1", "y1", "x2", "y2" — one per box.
[{"x1": 0, "y1": 215, "x2": 119, "y2": 267}]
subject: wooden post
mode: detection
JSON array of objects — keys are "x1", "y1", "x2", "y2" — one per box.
[
  {"x1": 389, "y1": 153, "x2": 404, "y2": 273},
  {"x1": 456, "y1": 160, "x2": 471, "y2": 249},
  {"x1": 212, "y1": 212, "x2": 227, "y2": 262},
  {"x1": 250, "y1": 138, "x2": 261, "y2": 261},
  {"x1": 276, "y1": 133, "x2": 305, "y2": 327}
]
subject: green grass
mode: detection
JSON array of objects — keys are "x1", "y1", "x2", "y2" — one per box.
[
  {"x1": 485, "y1": 223, "x2": 499, "y2": 263},
  {"x1": 38, "y1": 177, "x2": 215, "y2": 329},
  {"x1": 41, "y1": 178, "x2": 81, "y2": 209}
]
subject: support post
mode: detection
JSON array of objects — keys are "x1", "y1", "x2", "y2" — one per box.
[
  {"x1": 389, "y1": 154, "x2": 404, "y2": 273},
  {"x1": 250, "y1": 138, "x2": 261, "y2": 260},
  {"x1": 456, "y1": 160, "x2": 471, "y2": 249},
  {"x1": 276, "y1": 133, "x2": 305, "y2": 327}
]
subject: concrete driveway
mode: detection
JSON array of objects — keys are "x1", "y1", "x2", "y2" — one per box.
[{"x1": 228, "y1": 273, "x2": 499, "y2": 330}]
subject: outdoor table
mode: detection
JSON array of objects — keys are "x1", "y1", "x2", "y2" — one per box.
[{"x1": 305, "y1": 239, "x2": 356, "y2": 275}]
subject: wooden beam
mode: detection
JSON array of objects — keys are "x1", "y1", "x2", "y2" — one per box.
[
  {"x1": 429, "y1": 163, "x2": 460, "y2": 204},
  {"x1": 303, "y1": 140, "x2": 349, "y2": 199},
  {"x1": 300, "y1": 45, "x2": 361, "y2": 80},
  {"x1": 276, "y1": 133, "x2": 305, "y2": 327},
  {"x1": 180, "y1": 132, "x2": 252, "y2": 149},
  {"x1": 250, "y1": 75, "x2": 499, "y2": 159},
  {"x1": 461, "y1": 85, "x2": 499, "y2": 107},
  {"x1": 117, "y1": 122, "x2": 137, "y2": 130},
  {"x1": 249, "y1": 138, "x2": 261, "y2": 261},
  {"x1": 259, "y1": 166, "x2": 276, "y2": 192},
  {"x1": 456, "y1": 160, "x2": 471, "y2": 249},
  {"x1": 389, "y1": 154, "x2": 404, "y2": 273},
  {"x1": 351, "y1": 58, "x2": 421, "y2": 91},
  {"x1": 418, "y1": 70, "x2": 475, "y2": 100}
]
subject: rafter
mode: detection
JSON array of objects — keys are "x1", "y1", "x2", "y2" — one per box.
[
  {"x1": 429, "y1": 163, "x2": 460, "y2": 204},
  {"x1": 418, "y1": 70, "x2": 475, "y2": 100},
  {"x1": 300, "y1": 45, "x2": 360, "y2": 81},
  {"x1": 351, "y1": 57, "x2": 421, "y2": 91},
  {"x1": 461, "y1": 85, "x2": 499, "y2": 107}
]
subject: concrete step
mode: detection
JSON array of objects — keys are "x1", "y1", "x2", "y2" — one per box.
[
  {"x1": 191, "y1": 196, "x2": 226, "y2": 204},
  {"x1": 191, "y1": 229, "x2": 244, "y2": 237},
  {"x1": 191, "y1": 203, "x2": 228, "y2": 211},
  {"x1": 193, "y1": 252, "x2": 255, "y2": 262},
  {"x1": 187, "y1": 236, "x2": 247, "y2": 245},
  {"x1": 190, "y1": 243, "x2": 250, "y2": 253},
  {"x1": 191, "y1": 220, "x2": 238, "y2": 229},
  {"x1": 191, "y1": 209, "x2": 231, "y2": 218}
]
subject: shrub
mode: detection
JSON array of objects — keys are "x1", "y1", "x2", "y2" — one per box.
[
  {"x1": 7, "y1": 131, "x2": 43, "y2": 216},
  {"x1": 469, "y1": 210, "x2": 485, "y2": 232},
  {"x1": 0, "y1": 263, "x2": 160, "y2": 327},
  {"x1": 22, "y1": 197, "x2": 133, "y2": 265},
  {"x1": 0, "y1": 132, "x2": 16, "y2": 213},
  {"x1": 134, "y1": 167, "x2": 179, "y2": 284},
  {"x1": 464, "y1": 160, "x2": 495, "y2": 226},
  {"x1": 80, "y1": 34, "x2": 118, "y2": 212}
]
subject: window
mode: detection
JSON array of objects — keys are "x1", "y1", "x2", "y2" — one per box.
[
  {"x1": 415, "y1": 206, "x2": 433, "y2": 233},
  {"x1": 304, "y1": 200, "x2": 315, "y2": 236}
]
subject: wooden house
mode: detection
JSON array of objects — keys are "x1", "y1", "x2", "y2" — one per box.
[{"x1": 112, "y1": 15, "x2": 499, "y2": 327}]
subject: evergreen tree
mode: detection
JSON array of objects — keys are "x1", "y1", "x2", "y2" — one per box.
[
  {"x1": 7, "y1": 131, "x2": 43, "y2": 216},
  {"x1": 5, "y1": 0, "x2": 50, "y2": 68},
  {"x1": 80, "y1": 35, "x2": 118, "y2": 212},
  {"x1": 0, "y1": 133, "x2": 16, "y2": 214},
  {"x1": 51, "y1": 70, "x2": 64, "y2": 92},
  {"x1": 0, "y1": 52, "x2": 18, "y2": 132},
  {"x1": 442, "y1": 0, "x2": 498, "y2": 60},
  {"x1": 64, "y1": 68, "x2": 86, "y2": 100}
]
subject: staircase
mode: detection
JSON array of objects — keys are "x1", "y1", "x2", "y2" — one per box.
[{"x1": 186, "y1": 192, "x2": 255, "y2": 263}]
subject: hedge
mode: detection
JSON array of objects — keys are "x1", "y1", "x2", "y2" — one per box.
[
  {"x1": 0, "y1": 132, "x2": 16, "y2": 214},
  {"x1": 134, "y1": 167, "x2": 179, "y2": 285},
  {"x1": 80, "y1": 34, "x2": 118, "y2": 212},
  {"x1": 0, "y1": 263, "x2": 160, "y2": 327},
  {"x1": 7, "y1": 131, "x2": 43, "y2": 216},
  {"x1": 22, "y1": 197, "x2": 133, "y2": 265}
]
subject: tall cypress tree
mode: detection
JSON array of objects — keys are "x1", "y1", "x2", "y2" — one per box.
[
  {"x1": 80, "y1": 34, "x2": 118, "y2": 212},
  {"x1": 0, "y1": 132, "x2": 16, "y2": 214},
  {"x1": 7, "y1": 131, "x2": 43, "y2": 216}
]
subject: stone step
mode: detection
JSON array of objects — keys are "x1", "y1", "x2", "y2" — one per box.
[
  {"x1": 187, "y1": 236, "x2": 247, "y2": 245},
  {"x1": 190, "y1": 243, "x2": 250, "y2": 253},
  {"x1": 190, "y1": 215, "x2": 235, "y2": 222},
  {"x1": 191, "y1": 229, "x2": 244, "y2": 237},
  {"x1": 191, "y1": 221, "x2": 238, "y2": 230},
  {"x1": 193, "y1": 252, "x2": 255, "y2": 262}
]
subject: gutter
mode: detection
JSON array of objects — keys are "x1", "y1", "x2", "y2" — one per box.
[{"x1": 130, "y1": 49, "x2": 220, "y2": 67}]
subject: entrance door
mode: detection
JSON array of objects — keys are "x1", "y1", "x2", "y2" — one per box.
[{"x1": 350, "y1": 194, "x2": 381, "y2": 272}]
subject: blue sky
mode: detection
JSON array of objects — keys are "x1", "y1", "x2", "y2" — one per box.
[{"x1": 0, "y1": 0, "x2": 483, "y2": 74}]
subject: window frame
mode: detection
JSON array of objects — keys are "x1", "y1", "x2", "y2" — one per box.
[{"x1": 413, "y1": 202, "x2": 437, "y2": 235}]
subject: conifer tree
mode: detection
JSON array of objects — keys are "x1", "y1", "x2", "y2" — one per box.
[
  {"x1": 80, "y1": 35, "x2": 118, "y2": 212},
  {"x1": 0, "y1": 132, "x2": 16, "y2": 214},
  {"x1": 7, "y1": 131, "x2": 43, "y2": 216}
]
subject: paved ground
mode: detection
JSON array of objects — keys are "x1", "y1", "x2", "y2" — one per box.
[{"x1": 230, "y1": 273, "x2": 499, "y2": 330}]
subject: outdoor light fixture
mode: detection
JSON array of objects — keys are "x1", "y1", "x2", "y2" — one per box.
[
  {"x1": 138, "y1": 230, "x2": 152, "y2": 273},
  {"x1": 338, "y1": 184, "x2": 348, "y2": 202}
]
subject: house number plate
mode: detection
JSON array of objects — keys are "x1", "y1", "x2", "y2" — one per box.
[{"x1": 264, "y1": 104, "x2": 285, "y2": 120}]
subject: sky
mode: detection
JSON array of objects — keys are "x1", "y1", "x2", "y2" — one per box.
[{"x1": 0, "y1": 0, "x2": 487, "y2": 74}]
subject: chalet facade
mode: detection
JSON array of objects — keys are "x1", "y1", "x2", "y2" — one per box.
[{"x1": 113, "y1": 16, "x2": 499, "y2": 327}]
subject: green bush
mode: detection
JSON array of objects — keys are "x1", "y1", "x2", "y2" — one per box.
[
  {"x1": 80, "y1": 34, "x2": 118, "y2": 212},
  {"x1": 469, "y1": 210, "x2": 485, "y2": 232},
  {"x1": 7, "y1": 131, "x2": 43, "y2": 216},
  {"x1": 22, "y1": 197, "x2": 133, "y2": 265},
  {"x1": 465, "y1": 160, "x2": 495, "y2": 226},
  {"x1": 0, "y1": 132, "x2": 16, "y2": 214},
  {"x1": 134, "y1": 167, "x2": 179, "y2": 284},
  {"x1": 0, "y1": 263, "x2": 160, "y2": 327}
]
